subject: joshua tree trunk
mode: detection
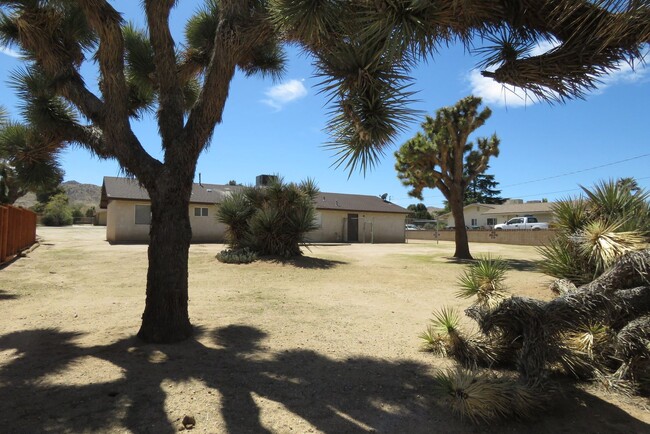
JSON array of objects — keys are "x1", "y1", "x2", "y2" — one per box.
[
  {"x1": 136, "y1": 173, "x2": 194, "y2": 343},
  {"x1": 449, "y1": 187, "x2": 472, "y2": 260}
]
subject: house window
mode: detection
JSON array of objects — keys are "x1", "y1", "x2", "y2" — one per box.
[
  {"x1": 487, "y1": 218, "x2": 497, "y2": 226},
  {"x1": 135, "y1": 205, "x2": 151, "y2": 225},
  {"x1": 471, "y1": 218, "x2": 478, "y2": 226},
  {"x1": 194, "y1": 207, "x2": 209, "y2": 217}
]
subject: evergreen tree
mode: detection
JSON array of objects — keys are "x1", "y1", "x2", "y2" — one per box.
[
  {"x1": 464, "y1": 172, "x2": 506, "y2": 205},
  {"x1": 407, "y1": 203, "x2": 432, "y2": 220}
]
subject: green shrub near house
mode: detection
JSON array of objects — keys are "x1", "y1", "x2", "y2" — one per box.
[{"x1": 217, "y1": 177, "x2": 319, "y2": 259}]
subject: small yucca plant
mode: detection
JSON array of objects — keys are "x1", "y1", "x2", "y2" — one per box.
[
  {"x1": 456, "y1": 255, "x2": 509, "y2": 309},
  {"x1": 434, "y1": 368, "x2": 543, "y2": 423},
  {"x1": 573, "y1": 219, "x2": 646, "y2": 276},
  {"x1": 419, "y1": 324, "x2": 449, "y2": 356},
  {"x1": 423, "y1": 307, "x2": 499, "y2": 367}
]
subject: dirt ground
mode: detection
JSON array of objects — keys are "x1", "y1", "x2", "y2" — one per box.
[{"x1": 0, "y1": 226, "x2": 648, "y2": 433}]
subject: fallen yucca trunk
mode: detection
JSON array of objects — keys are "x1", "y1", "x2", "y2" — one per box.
[{"x1": 479, "y1": 249, "x2": 650, "y2": 384}]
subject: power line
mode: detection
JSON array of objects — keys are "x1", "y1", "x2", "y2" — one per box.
[
  {"x1": 500, "y1": 153, "x2": 650, "y2": 188},
  {"x1": 501, "y1": 175, "x2": 650, "y2": 198}
]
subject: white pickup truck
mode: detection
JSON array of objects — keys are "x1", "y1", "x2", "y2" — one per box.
[{"x1": 493, "y1": 216, "x2": 549, "y2": 230}]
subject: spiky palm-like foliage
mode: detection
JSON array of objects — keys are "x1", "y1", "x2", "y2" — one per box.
[
  {"x1": 539, "y1": 179, "x2": 649, "y2": 284},
  {"x1": 584, "y1": 180, "x2": 650, "y2": 232},
  {"x1": 538, "y1": 236, "x2": 593, "y2": 284},
  {"x1": 217, "y1": 177, "x2": 319, "y2": 258},
  {"x1": 456, "y1": 255, "x2": 509, "y2": 309},
  {"x1": 574, "y1": 220, "x2": 646, "y2": 277},
  {"x1": 422, "y1": 307, "x2": 499, "y2": 368},
  {"x1": 434, "y1": 368, "x2": 543, "y2": 424},
  {"x1": 0, "y1": 114, "x2": 63, "y2": 204}
]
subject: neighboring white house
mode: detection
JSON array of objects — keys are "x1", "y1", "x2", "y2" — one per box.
[
  {"x1": 440, "y1": 200, "x2": 555, "y2": 228},
  {"x1": 100, "y1": 177, "x2": 409, "y2": 244}
]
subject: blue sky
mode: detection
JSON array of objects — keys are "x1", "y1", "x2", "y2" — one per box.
[{"x1": 1, "y1": 2, "x2": 648, "y2": 209}]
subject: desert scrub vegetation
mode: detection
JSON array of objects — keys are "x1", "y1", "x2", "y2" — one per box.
[
  {"x1": 455, "y1": 255, "x2": 509, "y2": 310},
  {"x1": 217, "y1": 177, "x2": 319, "y2": 259},
  {"x1": 424, "y1": 244, "x2": 650, "y2": 424},
  {"x1": 215, "y1": 248, "x2": 258, "y2": 264},
  {"x1": 539, "y1": 179, "x2": 649, "y2": 285}
]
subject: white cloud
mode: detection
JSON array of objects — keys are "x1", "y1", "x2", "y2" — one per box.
[
  {"x1": 530, "y1": 38, "x2": 560, "y2": 57},
  {"x1": 261, "y1": 79, "x2": 308, "y2": 110},
  {"x1": 468, "y1": 69, "x2": 537, "y2": 108},
  {"x1": 0, "y1": 45, "x2": 21, "y2": 58},
  {"x1": 469, "y1": 39, "x2": 648, "y2": 108},
  {"x1": 598, "y1": 61, "x2": 649, "y2": 89}
]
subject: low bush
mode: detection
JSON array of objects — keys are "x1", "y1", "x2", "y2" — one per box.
[{"x1": 216, "y1": 248, "x2": 258, "y2": 264}]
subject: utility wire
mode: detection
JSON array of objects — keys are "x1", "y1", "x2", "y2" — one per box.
[{"x1": 500, "y1": 153, "x2": 650, "y2": 188}]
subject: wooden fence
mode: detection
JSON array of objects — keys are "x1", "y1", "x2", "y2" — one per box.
[{"x1": 0, "y1": 204, "x2": 37, "y2": 265}]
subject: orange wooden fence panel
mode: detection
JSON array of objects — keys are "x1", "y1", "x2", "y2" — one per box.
[{"x1": 0, "y1": 205, "x2": 37, "y2": 264}]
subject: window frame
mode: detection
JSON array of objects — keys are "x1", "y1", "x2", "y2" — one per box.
[{"x1": 194, "y1": 207, "x2": 209, "y2": 217}]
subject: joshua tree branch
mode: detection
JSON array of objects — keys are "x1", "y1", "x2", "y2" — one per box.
[{"x1": 144, "y1": 0, "x2": 185, "y2": 148}]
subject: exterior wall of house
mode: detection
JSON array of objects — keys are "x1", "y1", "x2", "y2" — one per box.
[
  {"x1": 308, "y1": 210, "x2": 407, "y2": 243},
  {"x1": 445, "y1": 205, "x2": 494, "y2": 228},
  {"x1": 106, "y1": 200, "x2": 226, "y2": 243},
  {"x1": 189, "y1": 204, "x2": 227, "y2": 242},
  {"x1": 106, "y1": 200, "x2": 151, "y2": 243},
  {"x1": 94, "y1": 209, "x2": 107, "y2": 226}
]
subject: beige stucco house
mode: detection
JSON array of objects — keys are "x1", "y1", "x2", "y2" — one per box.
[
  {"x1": 440, "y1": 200, "x2": 555, "y2": 228},
  {"x1": 100, "y1": 177, "x2": 409, "y2": 244}
]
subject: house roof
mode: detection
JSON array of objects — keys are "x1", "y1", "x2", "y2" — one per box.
[
  {"x1": 100, "y1": 177, "x2": 408, "y2": 214},
  {"x1": 481, "y1": 202, "x2": 555, "y2": 215},
  {"x1": 100, "y1": 177, "x2": 239, "y2": 208},
  {"x1": 437, "y1": 203, "x2": 496, "y2": 219},
  {"x1": 314, "y1": 192, "x2": 408, "y2": 214}
]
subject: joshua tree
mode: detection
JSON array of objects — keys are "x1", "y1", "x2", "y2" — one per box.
[
  {"x1": 1, "y1": 1, "x2": 648, "y2": 342},
  {"x1": 395, "y1": 96, "x2": 500, "y2": 259}
]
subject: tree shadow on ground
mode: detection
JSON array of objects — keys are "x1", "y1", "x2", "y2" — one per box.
[
  {"x1": 442, "y1": 257, "x2": 541, "y2": 273},
  {"x1": 504, "y1": 259, "x2": 541, "y2": 272},
  {"x1": 443, "y1": 257, "x2": 476, "y2": 265},
  {"x1": 0, "y1": 326, "x2": 647, "y2": 433},
  {"x1": 262, "y1": 256, "x2": 347, "y2": 269}
]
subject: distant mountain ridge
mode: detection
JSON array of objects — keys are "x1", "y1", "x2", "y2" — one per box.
[
  {"x1": 62, "y1": 181, "x2": 102, "y2": 208},
  {"x1": 14, "y1": 180, "x2": 101, "y2": 209}
]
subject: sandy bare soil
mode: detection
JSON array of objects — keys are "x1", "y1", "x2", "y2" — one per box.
[{"x1": 0, "y1": 226, "x2": 648, "y2": 433}]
